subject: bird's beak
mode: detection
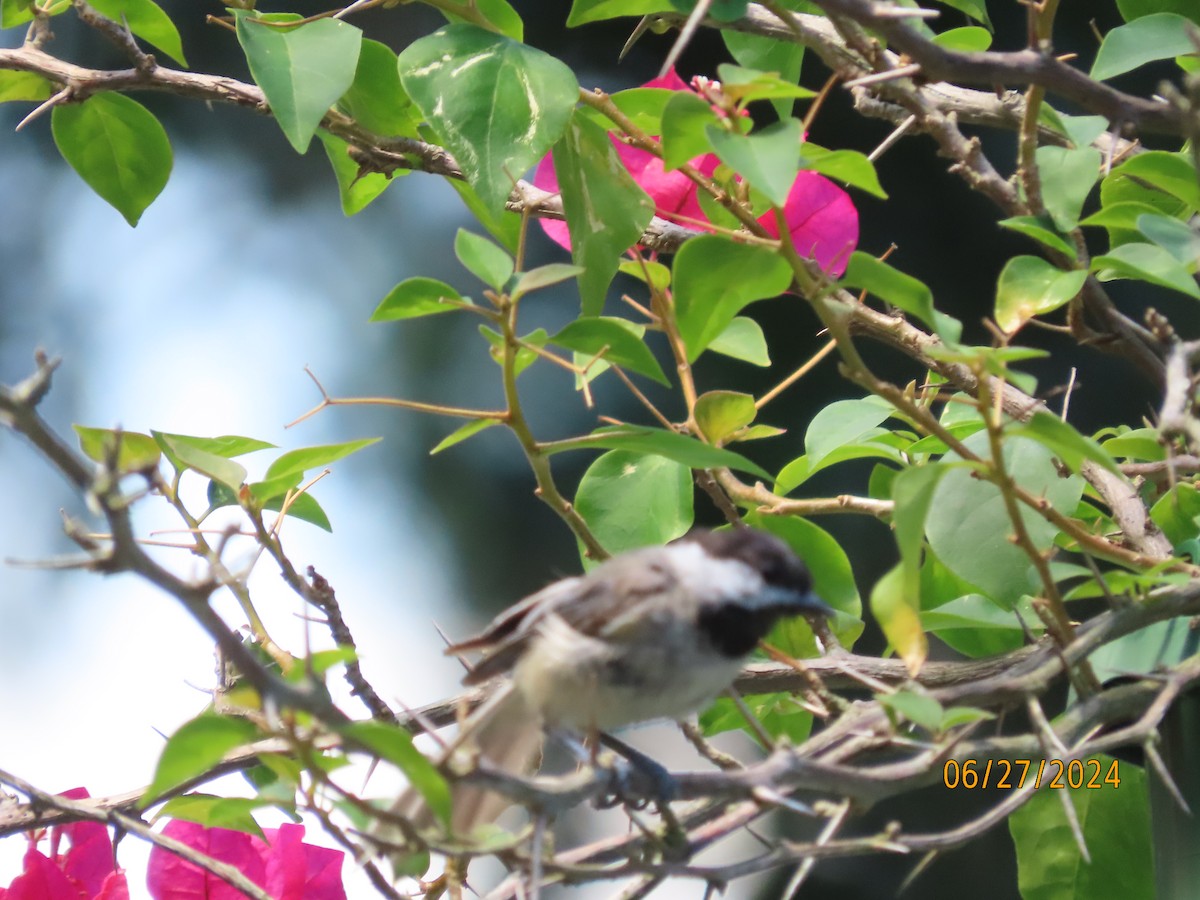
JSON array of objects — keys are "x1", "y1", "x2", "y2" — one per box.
[{"x1": 776, "y1": 588, "x2": 834, "y2": 617}]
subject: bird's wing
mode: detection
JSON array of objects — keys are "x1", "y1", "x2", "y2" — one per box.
[{"x1": 452, "y1": 576, "x2": 588, "y2": 684}]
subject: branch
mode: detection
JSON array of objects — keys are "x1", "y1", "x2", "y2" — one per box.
[{"x1": 718, "y1": 1, "x2": 1181, "y2": 135}]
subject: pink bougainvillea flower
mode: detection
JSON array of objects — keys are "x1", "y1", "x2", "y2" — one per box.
[
  {"x1": 261, "y1": 823, "x2": 345, "y2": 900},
  {"x1": 0, "y1": 788, "x2": 130, "y2": 900},
  {"x1": 534, "y1": 68, "x2": 858, "y2": 276},
  {"x1": 147, "y1": 819, "x2": 345, "y2": 900},
  {"x1": 761, "y1": 170, "x2": 859, "y2": 276}
]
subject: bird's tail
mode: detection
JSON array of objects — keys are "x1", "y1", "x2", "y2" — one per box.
[{"x1": 369, "y1": 685, "x2": 544, "y2": 864}]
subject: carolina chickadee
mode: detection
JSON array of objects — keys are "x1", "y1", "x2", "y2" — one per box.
[{"x1": 374, "y1": 527, "x2": 830, "y2": 848}]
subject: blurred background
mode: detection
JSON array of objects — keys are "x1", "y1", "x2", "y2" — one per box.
[{"x1": 0, "y1": 0, "x2": 1182, "y2": 897}]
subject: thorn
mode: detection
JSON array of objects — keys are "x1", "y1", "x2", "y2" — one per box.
[
  {"x1": 620, "y1": 16, "x2": 653, "y2": 62},
  {"x1": 15, "y1": 86, "x2": 70, "y2": 132}
]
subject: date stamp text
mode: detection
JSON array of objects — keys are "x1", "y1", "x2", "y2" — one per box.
[{"x1": 943, "y1": 758, "x2": 1121, "y2": 790}]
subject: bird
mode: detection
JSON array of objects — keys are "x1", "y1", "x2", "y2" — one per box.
[{"x1": 370, "y1": 527, "x2": 831, "y2": 856}]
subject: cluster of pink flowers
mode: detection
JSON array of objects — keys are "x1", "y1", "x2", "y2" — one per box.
[
  {"x1": 147, "y1": 820, "x2": 345, "y2": 900},
  {"x1": 1, "y1": 790, "x2": 345, "y2": 900},
  {"x1": 0, "y1": 790, "x2": 129, "y2": 900},
  {"x1": 535, "y1": 69, "x2": 858, "y2": 276}
]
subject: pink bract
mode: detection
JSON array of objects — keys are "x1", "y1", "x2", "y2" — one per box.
[
  {"x1": 533, "y1": 68, "x2": 858, "y2": 276},
  {"x1": 147, "y1": 820, "x2": 346, "y2": 900},
  {"x1": 0, "y1": 789, "x2": 130, "y2": 900}
]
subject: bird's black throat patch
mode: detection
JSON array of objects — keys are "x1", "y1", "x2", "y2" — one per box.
[{"x1": 698, "y1": 602, "x2": 786, "y2": 657}]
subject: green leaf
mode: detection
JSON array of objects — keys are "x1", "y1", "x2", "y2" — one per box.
[
  {"x1": 1150, "y1": 482, "x2": 1200, "y2": 547},
  {"x1": 398, "y1": 24, "x2": 578, "y2": 211},
  {"x1": 1105, "y1": 151, "x2": 1200, "y2": 213},
  {"x1": 804, "y1": 396, "x2": 894, "y2": 467},
  {"x1": 151, "y1": 432, "x2": 275, "y2": 460},
  {"x1": 994, "y1": 256, "x2": 1087, "y2": 333},
  {"x1": 892, "y1": 463, "x2": 948, "y2": 613},
  {"x1": 430, "y1": 418, "x2": 502, "y2": 455},
  {"x1": 736, "y1": 424, "x2": 785, "y2": 442},
  {"x1": 0, "y1": 0, "x2": 33, "y2": 27},
  {"x1": 1055, "y1": 112, "x2": 1110, "y2": 149},
  {"x1": 699, "y1": 692, "x2": 813, "y2": 745},
  {"x1": 694, "y1": 391, "x2": 756, "y2": 444},
  {"x1": 553, "y1": 112, "x2": 655, "y2": 314},
  {"x1": 158, "y1": 794, "x2": 268, "y2": 837},
  {"x1": 301, "y1": 646, "x2": 357, "y2": 679},
  {"x1": 89, "y1": 0, "x2": 187, "y2": 66},
  {"x1": 1010, "y1": 757, "x2": 1153, "y2": 900},
  {"x1": 705, "y1": 119, "x2": 801, "y2": 207},
  {"x1": 775, "y1": 441, "x2": 903, "y2": 493},
  {"x1": 926, "y1": 434, "x2": 1083, "y2": 607},
  {"x1": 1083, "y1": 200, "x2": 1176, "y2": 248},
  {"x1": 1086, "y1": 615, "x2": 1200, "y2": 685},
  {"x1": 1101, "y1": 427, "x2": 1165, "y2": 462},
  {"x1": 1009, "y1": 411, "x2": 1122, "y2": 475},
  {"x1": 670, "y1": 0, "x2": 746, "y2": 21},
  {"x1": 599, "y1": 87, "x2": 674, "y2": 135},
  {"x1": 546, "y1": 425, "x2": 771, "y2": 480},
  {"x1": 778, "y1": 439, "x2": 904, "y2": 491},
  {"x1": 575, "y1": 450, "x2": 693, "y2": 561},
  {"x1": 618, "y1": 258, "x2": 671, "y2": 292},
  {"x1": 931, "y1": 26, "x2": 992, "y2": 51},
  {"x1": 234, "y1": 12, "x2": 362, "y2": 154},
  {"x1": 154, "y1": 433, "x2": 248, "y2": 491},
  {"x1": 441, "y1": 0, "x2": 523, "y2": 40},
  {"x1": 370, "y1": 278, "x2": 470, "y2": 321},
  {"x1": 922, "y1": 592, "x2": 1033, "y2": 658},
  {"x1": 319, "y1": 131, "x2": 398, "y2": 215},
  {"x1": 708, "y1": 316, "x2": 770, "y2": 366},
  {"x1": 715, "y1": 63, "x2": 815, "y2": 104},
  {"x1": 252, "y1": 488, "x2": 333, "y2": 531},
  {"x1": 343, "y1": 721, "x2": 452, "y2": 828},
  {"x1": 674, "y1": 236, "x2": 793, "y2": 361},
  {"x1": 1, "y1": 0, "x2": 66, "y2": 25},
  {"x1": 143, "y1": 713, "x2": 262, "y2": 805},
  {"x1": 938, "y1": 706, "x2": 995, "y2": 730},
  {"x1": 1136, "y1": 213, "x2": 1200, "y2": 266},
  {"x1": 870, "y1": 563, "x2": 927, "y2": 674},
  {"x1": 264, "y1": 437, "x2": 380, "y2": 482},
  {"x1": 513, "y1": 263, "x2": 584, "y2": 297},
  {"x1": 337, "y1": 38, "x2": 419, "y2": 136},
  {"x1": 723, "y1": 25, "x2": 804, "y2": 121},
  {"x1": 939, "y1": 0, "x2": 991, "y2": 27},
  {"x1": 1091, "y1": 13, "x2": 1199, "y2": 80},
  {"x1": 245, "y1": 473, "x2": 301, "y2": 505},
  {"x1": 1036, "y1": 146, "x2": 1100, "y2": 232},
  {"x1": 74, "y1": 425, "x2": 162, "y2": 473},
  {"x1": 566, "y1": 0, "x2": 667, "y2": 26},
  {"x1": 51, "y1": 93, "x2": 172, "y2": 227},
  {"x1": 1118, "y1": 0, "x2": 1200, "y2": 24},
  {"x1": 878, "y1": 690, "x2": 942, "y2": 732},
  {"x1": 1092, "y1": 243, "x2": 1200, "y2": 298},
  {"x1": 0, "y1": 71, "x2": 52, "y2": 103},
  {"x1": 549, "y1": 317, "x2": 668, "y2": 384},
  {"x1": 998, "y1": 215, "x2": 1077, "y2": 258},
  {"x1": 661, "y1": 90, "x2": 718, "y2": 171},
  {"x1": 455, "y1": 229, "x2": 514, "y2": 291},
  {"x1": 841, "y1": 252, "x2": 961, "y2": 342},
  {"x1": 799, "y1": 144, "x2": 887, "y2": 199},
  {"x1": 479, "y1": 325, "x2": 546, "y2": 376}
]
